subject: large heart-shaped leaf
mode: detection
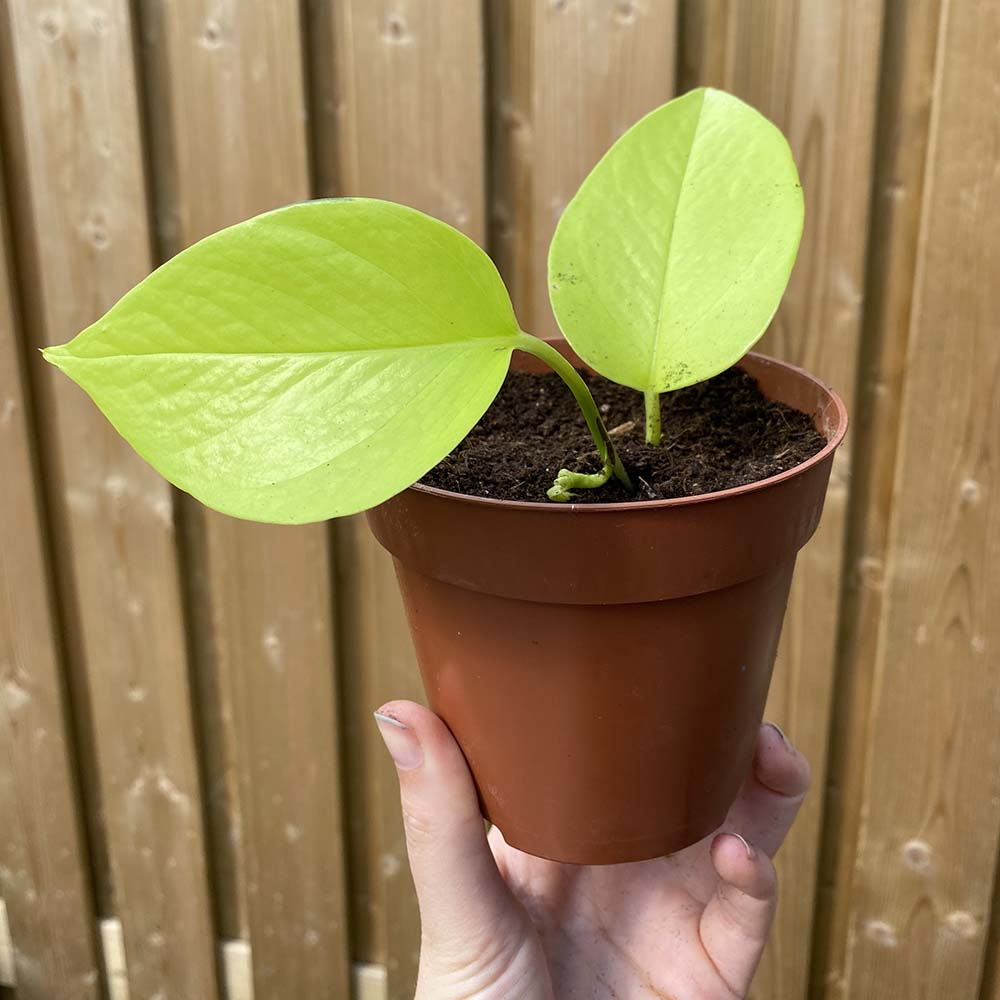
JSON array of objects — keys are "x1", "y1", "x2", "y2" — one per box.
[
  {"x1": 44, "y1": 199, "x2": 521, "y2": 523},
  {"x1": 548, "y1": 87, "x2": 803, "y2": 395}
]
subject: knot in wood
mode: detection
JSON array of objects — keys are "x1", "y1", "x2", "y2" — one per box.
[
  {"x1": 960, "y1": 478, "x2": 982, "y2": 504},
  {"x1": 381, "y1": 13, "x2": 411, "y2": 44},
  {"x1": 201, "y1": 18, "x2": 223, "y2": 49},
  {"x1": 901, "y1": 838, "x2": 932, "y2": 872},
  {"x1": 38, "y1": 10, "x2": 63, "y2": 42},
  {"x1": 864, "y1": 919, "x2": 898, "y2": 948},
  {"x1": 615, "y1": 1, "x2": 637, "y2": 25},
  {"x1": 944, "y1": 911, "x2": 978, "y2": 939}
]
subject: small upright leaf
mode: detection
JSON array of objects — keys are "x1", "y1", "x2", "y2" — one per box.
[
  {"x1": 44, "y1": 199, "x2": 521, "y2": 523},
  {"x1": 548, "y1": 87, "x2": 803, "y2": 394}
]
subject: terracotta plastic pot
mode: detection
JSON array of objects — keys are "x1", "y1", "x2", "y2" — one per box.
[{"x1": 367, "y1": 343, "x2": 848, "y2": 865}]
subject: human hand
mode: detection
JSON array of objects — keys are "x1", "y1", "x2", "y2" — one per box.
[{"x1": 374, "y1": 702, "x2": 809, "y2": 1000}]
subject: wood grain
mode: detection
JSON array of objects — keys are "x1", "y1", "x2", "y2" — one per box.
[
  {"x1": 136, "y1": 2, "x2": 352, "y2": 997},
  {"x1": 680, "y1": 3, "x2": 885, "y2": 997},
  {"x1": 812, "y1": 0, "x2": 945, "y2": 994},
  {"x1": 984, "y1": 858, "x2": 1000, "y2": 1000},
  {"x1": 0, "y1": 4, "x2": 218, "y2": 997},
  {"x1": 333, "y1": 517, "x2": 424, "y2": 987},
  {"x1": 831, "y1": 0, "x2": 1000, "y2": 995},
  {"x1": 0, "y1": 126, "x2": 101, "y2": 1000},
  {"x1": 308, "y1": 2, "x2": 487, "y2": 994},
  {"x1": 0, "y1": 6, "x2": 998, "y2": 997},
  {"x1": 490, "y1": 0, "x2": 677, "y2": 336}
]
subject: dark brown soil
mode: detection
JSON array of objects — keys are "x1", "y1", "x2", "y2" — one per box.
[{"x1": 420, "y1": 367, "x2": 826, "y2": 503}]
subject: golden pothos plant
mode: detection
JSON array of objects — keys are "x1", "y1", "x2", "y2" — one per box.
[{"x1": 45, "y1": 88, "x2": 802, "y2": 522}]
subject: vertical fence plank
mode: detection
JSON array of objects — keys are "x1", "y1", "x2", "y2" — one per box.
[
  {"x1": 0, "y1": 131, "x2": 101, "y2": 1000},
  {"x1": 308, "y1": 2, "x2": 487, "y2": 994},
  {"x1": 136, "y1": 3, "x2": 352, "y2": 998},
  {"x1": 813, "y1": 0, "x2": 945, "y2": 994},
  {"x1": 985, "y1": 862, "x2": 1000, "y2": 1000},
  {"x1": 830, "y1": 0, "x2": 1000, "y2": 996},
  {"x1": 0, "y1": 4, "x2": 219, "y2": 998},
  {"x1": 680, "y1": 3, "x2": 884, "y2": 996},
  {"x1": 327, "y1": 527, "x2": 388, "y2": 966},
  {"x1": 333, "y1": 519, "x2": 423, "y2": 988},
  {"x1": 490, "y1": 0, "x2": 677, "y2": 338}
]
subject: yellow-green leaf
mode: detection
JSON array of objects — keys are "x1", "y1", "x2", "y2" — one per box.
[
  {"x1": 44, "y1": 199, "x2": 520, "y2": 523},
  {"x1": 548, "y1": 87, "x2": 804, "y2": 394}
]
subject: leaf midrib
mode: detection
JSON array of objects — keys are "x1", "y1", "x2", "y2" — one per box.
[
  {"x1": 647, "y1": 89, "x2": 709, "y2": 388},
  {"x1": 47, "y1": 335, "x2": 520, "y2": 364}
]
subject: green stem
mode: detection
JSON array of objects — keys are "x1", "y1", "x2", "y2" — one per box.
[
  {"x1": 644, "y1": 388, "x2": 662, "y2": 446},
  {"x1": 514, "y1": 332, "x2": 633, "y2": 498},
  {"x1": 547, "y1": 457, "x2": 614, "y2": 502}
]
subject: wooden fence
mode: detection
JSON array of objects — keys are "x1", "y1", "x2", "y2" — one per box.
[{"x1": 0, "y1": 2, "x2": 997, "y2": 998}]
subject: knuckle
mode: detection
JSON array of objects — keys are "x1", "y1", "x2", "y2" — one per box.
[{"x1": 400, "y1": 797, "x2": 439, "y2": 844}]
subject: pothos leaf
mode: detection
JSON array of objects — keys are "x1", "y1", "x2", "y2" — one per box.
[
  {"x1": 548, "y1": 87, "x2": 804, "y2": 394},
  {"x1": 44, "y1": 199, "x2": 521, "y2": 523}
]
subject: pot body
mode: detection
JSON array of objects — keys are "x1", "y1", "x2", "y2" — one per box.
[{"x1": 367, "y1": 346, "x2": 848, "y2": 864}]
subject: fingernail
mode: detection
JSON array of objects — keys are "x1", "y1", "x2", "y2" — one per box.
[
  {"x1": 374, "y1": 711, "x2": 423, "y2": 771},
  {"x1": 731, "y1": 832, "x2": 755, "y2": 860},
  {"x1": 764, "y1": 721, "x2": 792, "y2": 748}
]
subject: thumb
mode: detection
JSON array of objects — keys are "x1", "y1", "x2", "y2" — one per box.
[
  {"x1": 374, "y1": 701, "x2": 520, "y2": 955},
  {"x1": 699, "y1": 832, "x2": 778, "y2": 996}
]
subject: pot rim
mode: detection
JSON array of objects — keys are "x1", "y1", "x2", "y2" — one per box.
[{"x1": 407, "y1": 350, "x2": 848, "y2": 514}]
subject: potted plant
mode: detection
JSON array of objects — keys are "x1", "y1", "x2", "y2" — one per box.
[{"x1": 44, "y1": 87, "x2": 846, "y2": 864}]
